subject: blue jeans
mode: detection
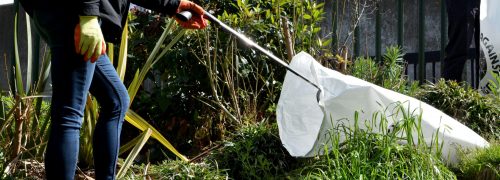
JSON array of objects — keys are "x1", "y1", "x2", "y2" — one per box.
[{"x1": 33, "y1": 9, "x2": 130, "y2": 180}]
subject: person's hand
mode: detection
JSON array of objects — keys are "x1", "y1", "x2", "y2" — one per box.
[
  {"x1": 175, "y1": 0, "x2": 207, "y2": 29},
  {"x1": 74, "y1": 16, "x2": 106, "y2": 63}
]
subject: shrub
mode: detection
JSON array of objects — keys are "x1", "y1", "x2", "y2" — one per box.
[
  {"x1": 416, "y1": 80, "x2": 500, "y2": 140},
  {"x1": 456, "y1": 142, "x2": 500, "y2": 180},
  {"x1": 350, "y1": 56, "x2": 379, "y2": 83},
  {"x1": 208, "y1": 122, "x2": 298, "y2": 179},
  {"x1": 350, "y1": 46, "x2": 419, "y2": 95}
]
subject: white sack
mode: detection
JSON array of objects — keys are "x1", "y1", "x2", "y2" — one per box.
[
  {"x1": 277, "y1": 52, "x2": 489, "y2": 164},
  {"x1": 479, "y1": 0, "x2": 500, "y2": 94}
]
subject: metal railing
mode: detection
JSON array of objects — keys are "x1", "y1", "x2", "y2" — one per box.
[{"x1": 330, "y1": 0, "x2": 481, "y2": 87}]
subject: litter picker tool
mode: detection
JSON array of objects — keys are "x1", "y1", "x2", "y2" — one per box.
[{"x1": 177, "y1": 11, "x2": 322, "y2": 100}]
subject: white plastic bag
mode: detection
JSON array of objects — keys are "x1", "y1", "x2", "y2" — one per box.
[
  {"x1": 479, "y1": 0, "x2": 500, "y2": 94},
  {"x1": 277, "y1": 52, "x2": 489, "y2": 164}
]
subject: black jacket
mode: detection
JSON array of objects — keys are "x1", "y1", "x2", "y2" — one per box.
[{"x1": 20, "y1": 0, "x2": 180, "y2": 43}]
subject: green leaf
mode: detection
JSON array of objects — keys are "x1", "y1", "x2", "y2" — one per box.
[
  {"x1": 127, "y1": 19, "x2": 176, "y2": 104},
  {"x1": 35, "y1": 49, "x2": 51, "y2": 93},
  {"x1": 127, "y1": 69, "x2": 140, "y2": 104},
  {"x1": 125, "y1": 110, "x2": 188, "y2": 161},
  {"x1": 25, "y1": 13, "x2": 33, "y2": 93},
  {"x1": 152, "y1": 29, "x2": 187, "y2": 66},
  {"x1": 107, "y1": 43, "x2": 114, "y2": 65},
  {"x1": 116, "y1": 19, "x2": 129, "y2": 82},
  {"x1": 13, "y1": 6, "x2": 25, "y2": 97},
  {"x1": 116, "y1": 128, "x2": 152, "y2": 179},
  {"x1": 119, "y1": 132, "x2": 143, "y2": 156},
  {"x1": 303, "y1": 14, "x2": 312, "y2": 20},
  {"x1": 313, "y1": 27, "x2": 321, "y2": 34},
  {"x1": 322, "y1": 38, "x2": 333, "y2": 47}
]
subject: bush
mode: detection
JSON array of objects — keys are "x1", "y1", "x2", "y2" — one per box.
[
  {"x1": 124, "y1": 0, "x2": 331, "y2": 159},
  {"x1": 416, "y1": 80, "x2": 500, "y2": 140},
  {"x1": 208, "y1": 122, "x2": 298, "y2": 179},
  {"x1": 350, "y1": 46, "x2": 419, "y2": 95},
  {"x1": 456, "y1": 142, "x2": 500, "y2": 180}
]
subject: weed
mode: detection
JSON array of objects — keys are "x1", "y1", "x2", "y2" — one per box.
[
  {"x1": 145, "y1": 160, "x2": 228, "y2": 180},
  {"x1": 293, "y1": 105, "x2": 456, "y2": 179},
  {"x1": 456, "y1": 142, "x2": 500, "y2": 180},
  {"x1": 350, "y1": 56, "x2": 379, "y2": 83},
  {"x1": 350, "y1": 46, "x2": 418, "y2": 95}
]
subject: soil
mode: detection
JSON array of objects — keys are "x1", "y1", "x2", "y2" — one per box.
[{"x1": 9, "y1": 159, "x2": 95, "y2": 180}]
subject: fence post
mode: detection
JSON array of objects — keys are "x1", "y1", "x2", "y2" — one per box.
[
  {"x1": 418, "y1": 0, "x2": 426, "y2": 83},
  {"x1": 440, "y1": 0, "x2": 447, "y2": 82},
  {"x1": 332, "y1": 0, "x2": 338, "y2": 52},
  {"x1": 397, "y1": 0, "x2": 404, "y2": 47},
  {"x1": 375, "y1": 2, "x2": 381, "y2": 61}
]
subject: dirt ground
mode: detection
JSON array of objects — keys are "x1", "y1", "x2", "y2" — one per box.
[{"x1": 7, "y1": 159, "x2": 95, "y2": 180}]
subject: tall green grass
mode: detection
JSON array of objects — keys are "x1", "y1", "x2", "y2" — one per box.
[
  {"x1": 455, "y1": 143, "x2": 500, "y2": 180},
  {"x1": 202, "y1": 102, "x2": 459, "y2": 179},
  {"x1": 124, "y1": 108, "x2": 496, "y2": 179},
  {"x1": 146, "y1": 160, "x2": 228, "y2": 179},
  {"x1": 293, "y1": 105, "x2": 456, "y2": 179}
]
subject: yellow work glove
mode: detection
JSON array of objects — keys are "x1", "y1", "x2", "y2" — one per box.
[{"x1": 74, "y1": 16, "x2": 106, "y2": 63}]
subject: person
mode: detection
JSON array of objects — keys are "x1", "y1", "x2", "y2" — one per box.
[
  {"x1": 19, "y1": 0, "x2": 207, "y2": 179},
  {"x1": 443, "y1": 0, "x2": 481, "y2": 82}
]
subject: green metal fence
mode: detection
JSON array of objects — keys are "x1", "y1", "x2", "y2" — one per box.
[{"x1": 331, "y1": 0, "x2": 481, "y2": 87}]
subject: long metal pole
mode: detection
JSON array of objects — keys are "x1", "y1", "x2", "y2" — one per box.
[{"x1": 196, "y1": 12, "x2": 322, "y2": 91}]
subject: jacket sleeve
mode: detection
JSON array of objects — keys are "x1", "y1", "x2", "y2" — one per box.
[
  {"x1": 131, "y1": 0, "x2": 180, "y2": 16},
  {"x1": 80, "y1": 0, "x2": 100, "y2": 16}
]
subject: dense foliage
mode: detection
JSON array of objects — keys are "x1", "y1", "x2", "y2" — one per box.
[
  {"x1": 456, "y1": 143, "x2": 500, "y2": 179},
  {"x1": 124, "y1": 0, "x2": 329, "y2": 159},
  {"x1": 2, "y1": 0, "x2": 499, "y2": 179},
  {"x1": 208, "y1": 122, "x2": 298, "y2": 179},
  {"x1": 294, "y1": 113, "x2": 457, "y2": 180},
  {"x1": 416, "y1": 81, "x2": 500, "y2": 140}
]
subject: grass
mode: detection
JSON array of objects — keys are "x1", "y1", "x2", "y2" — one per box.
[
  {"x1": 455, "y1": 143, "x2": 500, "y2": 180},
  {"x1": 289, "y1": 106, "x2": 457, "y2": 180},
  {"x1": 2, "y1": 88, "x2": 498, "y2": 180},
  {"x1": 146, "y1": 160, "x2": 228, "y2": 180},
  {"x1": 121, "y1": 80, "x2": 499, "y2": 180},
  {"x1": 129, "y1": 97, "x2": 497, "y2": 179},
  {"x1": 199, "y1": 102, "x2": 461, "y2": 179}
]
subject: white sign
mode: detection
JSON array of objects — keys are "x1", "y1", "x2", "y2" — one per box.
[
  {"x1": 479, "y1": 0, "x2": 500, "y2": 94},
  {"x1": 0, "y1": 0, "x2": 13, "y2": 6}
]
